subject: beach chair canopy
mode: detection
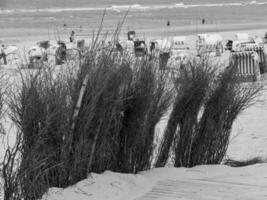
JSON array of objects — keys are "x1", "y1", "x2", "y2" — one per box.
[
  {"x1": 197, "y1": 34, "x2": 223, "y2": 45},
  {"x1": 172, "y1": 36, "x2": 188, "y2": 50},
  {"x1": 253, "y1": 36, "x2": 263, "y2": 45},
  {"x1": 235, "y1": 33, "x2": 250, "y2": 41},
  {"x1": 134, "y1": 40, "x2": 146, "y2": 48},
  {"x1": 66, "y1": 42, "x2": 76, "y2": 49},
  {"x1": 232, "y1": 40, "x2": 259, "y2": 52},
  {"x1": 128, "y1": 31, "x2": 136, "y2": 41},
  {"x1": 154, "y1": 38, "x2": 172, "y2": 50},
  {"x1": 1, "y1": 44, "x2": 18, "y2": 55},
  {"x1": 28, "y1": 46, "x2": 44, "y2": 57},
  {"x1": 172, "y1": 36, "x2": 186, "y2": 45},
  {"x1": 37, "y1": 40, "x2": 50, "y2": 49}
]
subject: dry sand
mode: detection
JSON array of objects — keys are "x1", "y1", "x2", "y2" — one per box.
[{"x1": 43, "y1": 164, "x2": 267, "y2": 200}]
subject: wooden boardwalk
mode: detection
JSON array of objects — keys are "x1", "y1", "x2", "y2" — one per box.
[{"x1": 135, "y1": 178, "x2": 267, "y2": 200}]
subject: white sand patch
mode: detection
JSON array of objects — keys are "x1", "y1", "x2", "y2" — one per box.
[
  {"x1": 43, "y1": 164, "x2": 267, "y2": 200},
  {"x1": 43, "y1": 171, "x2": 153, "y2": 200}
]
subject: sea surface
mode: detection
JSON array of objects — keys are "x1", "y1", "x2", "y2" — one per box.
[
  {"x1": 1, "y1": 0, "x2": 267, "y2": 38},
  {"x1": 1, "y1": 0, "x2": 267, "y2": 10}
]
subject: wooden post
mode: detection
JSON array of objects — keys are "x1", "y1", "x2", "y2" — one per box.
[{"x1": 71, "y1": 74, "x2": 89, "y2": 131}]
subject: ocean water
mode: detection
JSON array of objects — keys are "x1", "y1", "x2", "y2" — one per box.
[
  {"x1": 1, "y1": 0, "x2": 267, "y2": 38},
  {"x1": 1, "y1": 0, "x2": 267, "y2": 12}
]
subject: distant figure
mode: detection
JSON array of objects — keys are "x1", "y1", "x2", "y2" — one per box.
[
  {"x1": 0, "y1": 44, "x2": 7, "y2": 65},
  {"x1": 79, "y1": 25, "x2": 82, "y2": 32},
  {"x1": 70, "y1": 30, "x2": 75, "y2": 43},
  {"x1": 150, "y1": 42, "x2": 155, "y2": 53},
  {"x1": 167, "y1": 20, "x2": 170, "y2": 27},
  {"x1": 63, "y1": 23, "x2": 67, "y2": 31},
  {"x1": 56, "y1": 41, "x2": 67, "y2": 65},
  {"x1": 202, "y1": 18, "x2": 205, "y2": 25}
]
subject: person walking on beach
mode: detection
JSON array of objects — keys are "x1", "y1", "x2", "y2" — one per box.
[
  {"x1": 70, "y1": 30, "x2": 75, "y2": 43},
  {"x1": 166, "y1": 20, "x2": 170, "y2": 27},
  {"x1": 0, "y1": 44, "x2": 7, "y2": 65}
]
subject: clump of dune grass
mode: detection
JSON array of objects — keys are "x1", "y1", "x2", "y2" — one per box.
[
  {"x1": 156, "y1": 59, "x2": 262, "y2": 168},
  {"x1": 64, "y1": 48, "x2": 133, "y2": 183},
  {"x1": 190, "y1": 66, "x2": 261, "y2": 166},
  {"x1": 2, "y1": 21, "x2": 173, "y2": 200},
  {"x1": 6, "y1": 66, "x2": 75, "y2": 199},
  {"x1": 115, "y1": 58, "x2": 173, "y2": 173},
  {"x1": 0, "y1": 75, "x2": 16, "y2": 200},
  {"x1": 65, "y1": 45, "x2": 173, "y2": 181},
  {"x1": 2, "y1": 139, "x2": 21, "y2": 200},
  {"x1": 155, "y1": 58, "x2": 215, "y2": 167}
]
